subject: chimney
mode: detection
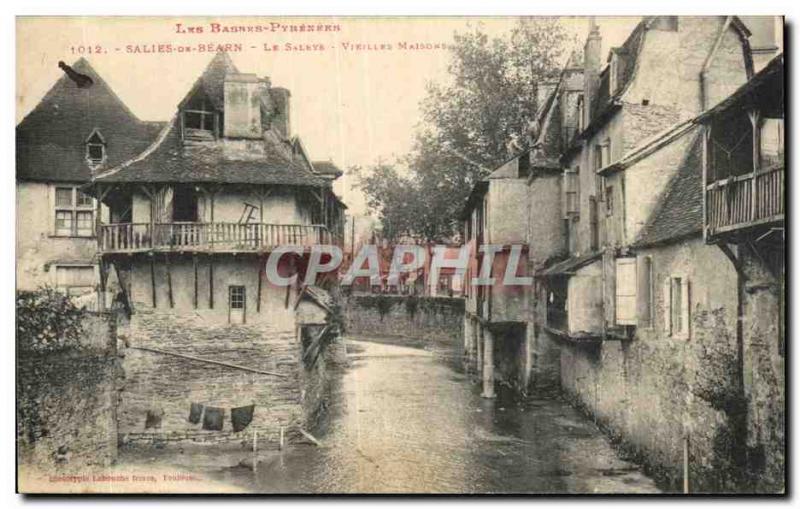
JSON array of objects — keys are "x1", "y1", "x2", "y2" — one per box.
[
  {"x1": 583, "y1": 17, "x2": 602, "y2": 127},
  {"x1": 223, "y1": 73, "x2": 266, "y2": 139},
  {"x1": 269, "y1": 87, "x2": 292, "y2": 139}
]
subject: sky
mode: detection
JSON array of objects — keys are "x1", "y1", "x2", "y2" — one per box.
[{"x1": 16, "y1": 16, "x2": 642, "y2": 216}]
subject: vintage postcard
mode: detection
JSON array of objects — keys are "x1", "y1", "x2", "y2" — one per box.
[{"x1": 15, "y1": 15, "x2": 785, "y2": 494}]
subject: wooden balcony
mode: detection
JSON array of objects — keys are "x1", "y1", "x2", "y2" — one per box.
[
  {"x1": 99, "y1": 222, "x2": 339, "y2": 254},
  {"x1": 706, "y1": 165, "x2": 784, "y2": 238}
]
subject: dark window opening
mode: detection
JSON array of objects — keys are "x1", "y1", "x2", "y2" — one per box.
[
  {"x1": 86, "y1": 131, "x2": 106, "y2": 164},
  {"x1": 546, "y1": 277, "x2": 568, "y2": 332},
  {"x1": 709, "y1": 113, "x2": 754, "y2": 180},
  {"x1": 182, "y1": 94, "x2": 218, "y2": 140},
  {"x1": 172, "y1": 186, "x2": 199, "y2": 222}
]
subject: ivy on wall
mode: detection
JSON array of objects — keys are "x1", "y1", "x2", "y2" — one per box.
[{"x1": 17, "y1": 287, "x2": 86, "y2": 354}]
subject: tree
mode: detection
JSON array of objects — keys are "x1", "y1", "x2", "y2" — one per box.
[{"x1": 357, "y1": 18, "x2": 570, "y2": 242}]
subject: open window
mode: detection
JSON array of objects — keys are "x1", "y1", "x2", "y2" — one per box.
[
  {"x1": 708, "y1": 113, "x2": 754, "y2": 180},
  {"x1": 85, "y1": 129, "x2": 106, "y2": 165},
  {"x1": 181, "y1": 91, "x2": 219, "y2": 141},
  {"x1": 172, "y1": 185, "x2": 199, "y2": 223}
]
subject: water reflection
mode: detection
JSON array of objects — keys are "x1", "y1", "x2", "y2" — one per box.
[{"x1": 219, "y1": 339, "x2": 660, "y2": 494}]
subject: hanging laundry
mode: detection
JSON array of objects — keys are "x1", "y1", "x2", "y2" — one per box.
[
  {"x1": 231, "y1": 405, "x2": 255, "y2": 432},
  {"x1": 145, "y1": 409, "x2": 163, "y2": 429},
  {"x1": 188, "y1": 402, "x2": 204, "y2": 424},
  {"x1": 203, "y1": 406, "x2": 224, "y2": 431}
]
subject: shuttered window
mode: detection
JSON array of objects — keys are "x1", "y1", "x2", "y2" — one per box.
[
  {"x1": 563, "y1": 169, "x2": 579, "y2": 218},
  {"x1": 615, "y1": 257, "x2": 637, "y2": 325},
  {"x1": 663, "y1": 275, "x2": 691, "y2": 338}
]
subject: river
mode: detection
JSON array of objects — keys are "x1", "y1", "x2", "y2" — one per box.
[{"x1": 201, "y1": 338, "x2": 661, "y2": 494}]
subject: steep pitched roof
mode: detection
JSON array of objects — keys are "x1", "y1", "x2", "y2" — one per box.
[
  {"x1": 93, "y1": 119, "x2": 325, "y2": 186},
  {"x1": 584, "y1": 19, "x2": 647, "y2": 131},
  {"x1": 178, "y1": 51, "x2": 239, "y2": 111},
  {"x1": 632, "y1": 133, "x2": 704, "y2": 248},
  {"x1": 93, "y1": 52, "x2": 325, "y2": 187},
  {"x1": 16, "y1": 58, "x2": 163, "y2": 182}
]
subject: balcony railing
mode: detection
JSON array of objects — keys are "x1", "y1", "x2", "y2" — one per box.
[
  {"x1": 706, "y1": 165, "x2": 784, "y2": 237},
  {"x1": 99, "y1": 222, "x2": 338, "y2": 253}
]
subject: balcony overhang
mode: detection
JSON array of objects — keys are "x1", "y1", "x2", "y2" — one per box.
[{"x1": 98, "y1": 222, "x2": 340, "y2": 255}]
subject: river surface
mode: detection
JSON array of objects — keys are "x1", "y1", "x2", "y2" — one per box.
[
  {"x1": 121, "y1": 338, "x2": 659, "y2": 493},
  {"x1": 205, "y1": 338, "x2": 660, "y2": 494}
]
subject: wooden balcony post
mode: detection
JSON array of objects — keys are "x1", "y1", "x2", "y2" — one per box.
[
  {"x1": 702, "y1": 126, "x2": 710, "y2": 240},
  {"x1": 749, "y1": 109, "x2": 761, "y2": 222}
]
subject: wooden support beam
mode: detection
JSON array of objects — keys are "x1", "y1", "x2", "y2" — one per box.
[
  {"x1": 702, "y1": 126, "x2": 710, "y2": 241},
  {"x1": 193, "y1": 255, "x2": 198, "y2": 309},
  {"x1": 165, "y1": 253, "x2": 174, "y2": 308},
  {"x1": 149, "y1": 255, "x2": 157, "y2": 308},
  {"x1": 98, "y1": 259, "x2": 109, "y2": 311},
  {"x1": 208, "y1": 256, "x2": 214, "y2": 309},
  {"x1": 749, "y1": 109, "x2": 761, "y2": 221},
  {"x1": 257, "y1": 255, "x2": 264, "y2": 312}
]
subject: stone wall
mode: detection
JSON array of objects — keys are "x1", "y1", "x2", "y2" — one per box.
[
  {"x1": 17, "y1": 312, "x2": 120, "y2": 472},
  {"x1": 556, "y1": 238, "x2": 767, "y2": 492},
  {"x1": 740, "y1": 242, "x2": 785, "y2": 492},
  {"x1": 343, "y1": 294, "x2": 464, "y2": 345},
  {"x1": 118, "y1": 307, "x2": 305, "y2": 447}
]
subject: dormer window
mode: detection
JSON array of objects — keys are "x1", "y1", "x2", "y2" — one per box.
[
  {"x1": 85, "y1": 129, "x2": 106, "y2": 165},
  {"x1": 181, "y1": 93, "x2": 219, "y2": 141}
]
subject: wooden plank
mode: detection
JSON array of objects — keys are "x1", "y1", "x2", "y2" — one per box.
[
  {"x1": 209, "y1": 256, "x2": 214, "y2": 309},
  {"x1": 130, "y1": 346, "x2": 288, "y2": 377},
  {"x1": 257, "y1": 256, "x2": 264, "y2": 312},
  {"x1": 150, "y1": 255, "x2": 157, "y2": 308},
  {"x1": 193, "y1": 255, "x2": 198, "y2": 309}
]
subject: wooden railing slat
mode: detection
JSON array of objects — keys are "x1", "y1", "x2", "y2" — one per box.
[{"x1": 99, "y1": 222, "x2": 342, "y2": 252}]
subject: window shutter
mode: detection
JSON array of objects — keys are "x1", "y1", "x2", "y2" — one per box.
[
  {"x1": 681, "y1": 278, "x2": 691, "y2": 337},
  {"x1": 615, "y1": 257, "x2": 637, "y2": 325},
  {"x1": 663, "y1": 277, "x2": 672, "y2": 334},
  {"x1": 48, "y1": 184, "x2": 56, "y2": 236},
  {"x1": 637, "y1": 256, "x2": 652, "y2": 328}
]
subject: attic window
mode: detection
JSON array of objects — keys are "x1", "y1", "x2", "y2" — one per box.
[
  {"x1": 182, "y1": 95, "x2": 218, "y2": 141},
  {"x1": 85, "y1": 130, "x2": 106, "y2": 165}
]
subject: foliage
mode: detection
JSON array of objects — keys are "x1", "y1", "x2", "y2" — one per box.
[
  {"x1": 17, "y1": 287, "x2": 86, "y2": 354},
  {"x1": 356, "y1": 18, "x2": 569, "y2": 241}
]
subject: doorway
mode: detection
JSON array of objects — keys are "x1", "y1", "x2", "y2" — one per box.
[
  {"x1": 229, "y1": 285, "x2": 246, "y2": 324},
  {"x1": 173, "y1": 185, "x2": 199, "y2": 222}
]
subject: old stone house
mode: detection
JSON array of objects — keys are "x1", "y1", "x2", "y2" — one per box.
[
  {"x1": 461, "y1": 149, "x2": 563, "y2": 397},
  {"x1": 16, "y1": 58, "x2": 163, "y2": 306},
  {"x1": 460, "y1": 16, "x2": 783, "y2": 492},
  {"x1": 534, "y1": 17, "x2": 783, "y2": 492},
  {"x1": 694, "y1": 54, "x2": 784, "y2": 491},
  {"x1": 86, "y1": 52, "x2": 346, "y2": 445}
]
